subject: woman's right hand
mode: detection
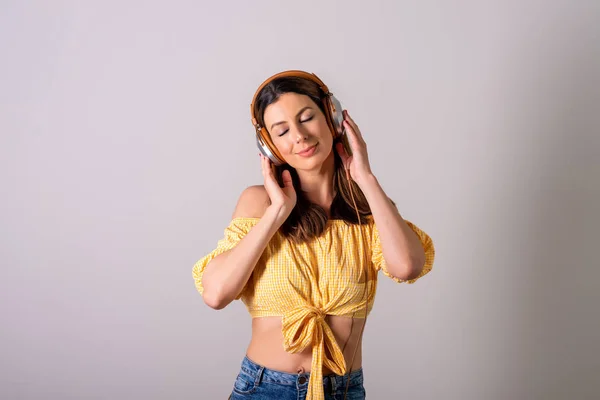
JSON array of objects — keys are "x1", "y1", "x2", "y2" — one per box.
[{"x1": 260, "y1": 154, "x2": 296, "y2": 221}]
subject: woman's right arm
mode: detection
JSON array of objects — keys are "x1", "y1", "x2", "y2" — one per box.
[
  {"x1": 201, "y1": 190, "x2": 281, "y2": 309},
  {"x1": 201, "y1": 155, "x2": 296, "y2": 310}
]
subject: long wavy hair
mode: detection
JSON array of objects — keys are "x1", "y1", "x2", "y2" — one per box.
[{"x1": 252, "y1": 76, "x2": 376, "y2": 244}]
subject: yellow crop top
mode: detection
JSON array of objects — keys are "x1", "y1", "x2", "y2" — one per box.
[{"x1": 192, "y1": 216, "x2": 435, "y2": 400}]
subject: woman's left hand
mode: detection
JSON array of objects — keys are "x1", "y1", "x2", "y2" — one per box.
[{"x1": 335, "y1": 110, "x2": 374, "y2": 186}]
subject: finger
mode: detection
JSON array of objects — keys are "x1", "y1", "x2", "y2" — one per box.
[
  {"x1": 264, "y1": 157, "x2": 273, "y2": 179},
  {"x1": 270, "y1": 162, "x2": 278, "y2": 181},
  {"x1": 281, "y1": 170, "x2": 293, "y2": 189},
  {"x1": 261, "y1": 154, "x2": 271, "y2": 179},
  {"x1": 343, "y1": 111, "x2": 365, "y2": 143},
  {"x1": 343, "y1": 120, "x2": 363, "y2": 151},
  {"x1": 344, "y1": 109, "x2": 357, "y2": 126},
  {"x1": 335, "y1": 142, "x2": 350, "y2": 165},
  {"x1": 345, "y1": 118, "x2": 364, "y2": 143},
  {"x1": 262, "y1": 155, "x2": 279, "y2": 186}
]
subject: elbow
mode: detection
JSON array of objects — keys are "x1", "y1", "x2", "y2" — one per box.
[
  {"x1": 404, "y1": 256, "x2": 426, "y2": 280},
  {"x1": 202, "y1": 289, "x2": 229, "y2": 310},
  {"x1": 205, "y1": 299, "x2": 228, "y2": 310},
  {"x1": 403, "y1": 265, "x2": 423, "y2": 280},
  {"x1": 389, "y1": 257, "x2": 425, "y2": 281},
  {"x1": 200, "y1": 266, "x2": 229, "y2": 310},
  {"x1": 201, "y1": 281, "x2": 234, "y2": 310},
  {"x1": 402, "y1": 246, "x2": 426, "y2": 280}
]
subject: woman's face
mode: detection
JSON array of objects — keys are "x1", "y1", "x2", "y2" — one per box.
[{"x1": 262, "y1": 92, "x2": 334, "y2": 170}]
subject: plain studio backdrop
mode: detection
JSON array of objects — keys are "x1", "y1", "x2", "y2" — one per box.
[{"x1": 1, "y1": 1, "x2": 599, "y2": 399}]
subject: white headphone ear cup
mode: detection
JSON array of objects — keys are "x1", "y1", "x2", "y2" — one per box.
[
  {"x1": 328, "y1": 95, "x2": 345, "y2": 137},
  {"x1": 328, "y1": 95, "x2": 353, "y2": 156},
  {"x1": 256, "y1": 135, "x2": 283, "y2": 166}
]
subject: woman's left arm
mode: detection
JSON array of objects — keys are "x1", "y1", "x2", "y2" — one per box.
[
  {"x1": 359, "y1": 175, "x2": 426, "y2": 280},
  {"x1": 336, "y1": 110, "x2": 426, "y2": 280}
]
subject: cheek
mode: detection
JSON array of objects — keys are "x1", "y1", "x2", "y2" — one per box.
[
  {"x1": 271, "y1": 136, "x2": 295, "y2": 156},
  {"x1": 319, "y1": 124, "x2": 334, "y2": 147},
  {"x1": 318, "y1": 120, "x2": 334, "y2": 139}
]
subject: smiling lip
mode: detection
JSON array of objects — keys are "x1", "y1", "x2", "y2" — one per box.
[{"x1": 297, "y1": 144, "x2": 318, "y2": 156}]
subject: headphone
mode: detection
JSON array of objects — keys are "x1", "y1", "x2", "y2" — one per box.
[
  {"x1": 249, "y1": 70, "x2": 368, "y2": 400},
  {"x1": 250, "y1": 70, "x2": 352, "y2": 166}
]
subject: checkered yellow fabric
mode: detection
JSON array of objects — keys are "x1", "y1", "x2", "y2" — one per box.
[{"x1": 192, "y1": 216, "x2": 434, "y2": 400}]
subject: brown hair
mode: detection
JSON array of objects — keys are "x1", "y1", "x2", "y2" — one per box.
[{"x1": 253, "y1": 76, "x2": 374, "y2": 243}]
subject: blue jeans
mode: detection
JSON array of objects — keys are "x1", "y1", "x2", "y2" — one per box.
[{"x1": 228, "y1": 356, "x2": 366, "y2": 400}]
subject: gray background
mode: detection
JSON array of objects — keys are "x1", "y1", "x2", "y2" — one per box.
[{"x1": 2, "y1": 1, "x2": 599, "y2": 399}]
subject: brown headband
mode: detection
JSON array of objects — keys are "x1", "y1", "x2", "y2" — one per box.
[{"x1": 250, "y1": 70, "x2": 339, "y2": 165}]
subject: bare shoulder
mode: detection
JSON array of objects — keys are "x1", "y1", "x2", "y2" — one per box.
[{"x1": 231, "y1": 185, "x2": 270, "y2": 219}]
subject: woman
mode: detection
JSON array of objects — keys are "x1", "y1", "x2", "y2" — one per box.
[{"x1": 193, "y1": 70, "x2": 435, "y2": 400}]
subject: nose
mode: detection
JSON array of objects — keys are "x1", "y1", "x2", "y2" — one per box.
[{"x1": 293, "y1": 125, "x2": 307, "y2": 143}]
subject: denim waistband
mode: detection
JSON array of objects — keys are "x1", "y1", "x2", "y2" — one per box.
[{"x1": 238, "y1": 355, "x2": 363, "y2": 390}]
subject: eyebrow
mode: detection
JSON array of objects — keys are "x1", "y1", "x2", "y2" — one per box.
[{"x1": 270, "y1": 106, "x2": 313, "y2": 131}]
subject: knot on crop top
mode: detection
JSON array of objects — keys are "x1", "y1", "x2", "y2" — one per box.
[
  {"x1": 192, "y1": 216, "x2": 436, "y2": 400},
  {"x1": 282, "y1": 304, "x2": 346, "y2": 400}
]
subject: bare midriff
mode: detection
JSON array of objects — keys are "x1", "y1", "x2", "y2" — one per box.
[{"x1": 245, "y1": 315, "x2": 365, "y2": 375}]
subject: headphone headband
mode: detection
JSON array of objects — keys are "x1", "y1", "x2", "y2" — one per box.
[
  {"x1": 250, "y1": 70, "x2": 331, "y2": 128},
  {"x1": 249, "y1": 70, "x2": 346, "y2": 166}
]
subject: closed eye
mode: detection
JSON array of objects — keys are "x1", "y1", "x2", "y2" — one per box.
[{"x1": 277, "y1": 116, "x2": 313, "y2": 137}]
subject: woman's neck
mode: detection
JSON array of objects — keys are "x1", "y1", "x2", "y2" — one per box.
[{"x1": 296, "y1": 151, "x2": 336, "y2": 211}]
